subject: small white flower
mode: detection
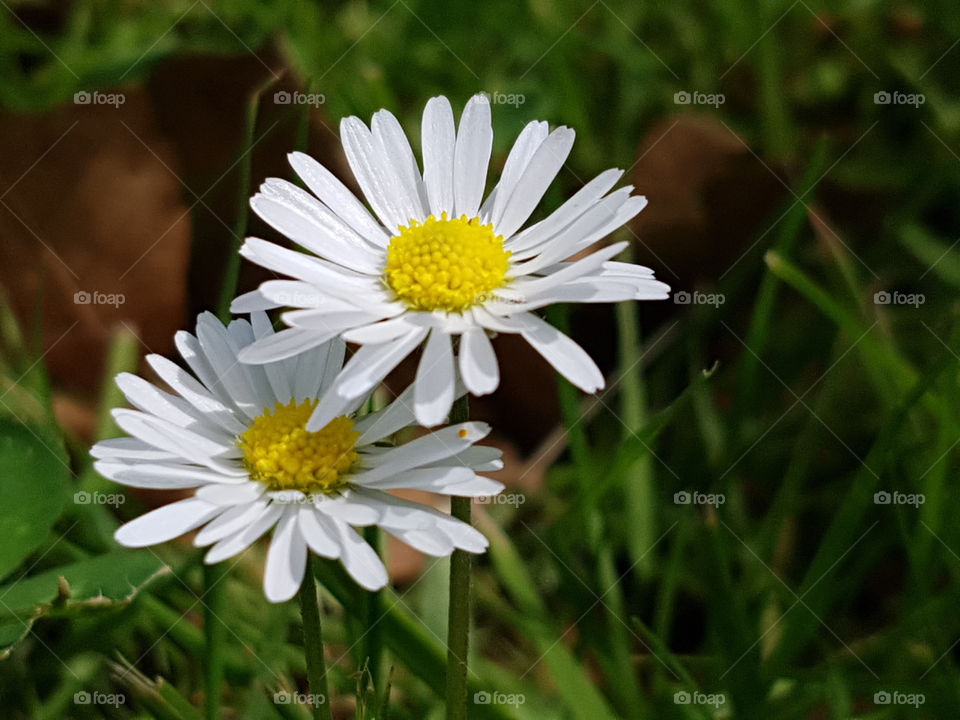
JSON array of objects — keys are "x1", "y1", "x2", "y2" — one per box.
[
  {"x1": 232, "y1": 93, "x2": 670, "y2": 428},
  {"x1": 92, "y1": 311, "x2": 503, "y2": 602}
]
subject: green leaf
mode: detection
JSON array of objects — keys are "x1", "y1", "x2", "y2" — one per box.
[
  {"x1": 0, "y1": 420, "x2": 72, "y2": 582},
  {"x1": 0, "y1": 550, "x2": 169, "y2": 658}
]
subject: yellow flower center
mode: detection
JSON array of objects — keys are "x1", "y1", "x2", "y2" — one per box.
[
  {"x1": 238, "y1": 400, "x2": 359, "y2": 494},
  {"x1": 384, "y1": 213, "x2": 511, "y2": 313}
]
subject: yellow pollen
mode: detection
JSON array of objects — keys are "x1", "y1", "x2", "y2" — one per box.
[
  {"x1": 384, "y1": 213, "x2": 510, "y2": 312},
  {"x1": 238, "y1": 400, "x2": 359, "y2": 494},
  {"x1": 458, "y1": 429, "x2": 469, "y2": 438}
]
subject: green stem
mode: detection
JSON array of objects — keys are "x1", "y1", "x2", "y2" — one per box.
[
  {"x1": 446, "y1": 394, "x2": 472, "y2": 720},
  {"x1": 204, "y1": 562, "x2": 228, "y2": 720},
  {"x1": 216, "y1": 76, "x2": 276, "y2": 322},
  {"x1": 300, "y1": 555, "x2": 334, "y2": 720},
  {"x1": 362, "y1": 525, "x2": 384, "y2": 694}
]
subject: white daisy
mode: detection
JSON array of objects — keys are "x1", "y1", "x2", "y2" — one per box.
[
  {"x1": 91, "y1": 311, "x2": 503, "y2": 602},
  {"x1": 232, "y1": 93, "x2": 670, "y2": 428}
]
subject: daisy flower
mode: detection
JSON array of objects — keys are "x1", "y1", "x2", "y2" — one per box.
[
  {"x1": 232, "y1": 93, "x2": 670, "y2": 428},
  {"x1": 91, "y1": 311, "x2": 503, "y2": 602}
]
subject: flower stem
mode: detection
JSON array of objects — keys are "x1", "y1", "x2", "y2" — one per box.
[
  {"x1": 299, "y1": 556, "x2": 334, "y2": 720},
  {"x1": 203, "y1": 562, "x2": 228, "y2": 720},
  {"x1": 446, "y1": 394, "x2": 472, "y2": 720}
]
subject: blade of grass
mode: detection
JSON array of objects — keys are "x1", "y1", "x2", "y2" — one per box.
[
  {"x1": 770, "y1": 331, "x2": 958, "y2": 667},
  {"x1": 476, "y1": 513, "x2": 619, "y2": 720},
  {"x1": 734, "y1": 138, "x2": 829, "y2": 418},
  {"x1": 615, "y1": 244, "x2": 657, "y2": 580},
  {"x1": 764, "y1": 250, "x2": 918, "y2": 403},
  {"x1": 216, "y1": 74, "x2": 277, "y2": 321},
  {"x1": 549, "y1": 302, "x2": 644, "y2": 715}
]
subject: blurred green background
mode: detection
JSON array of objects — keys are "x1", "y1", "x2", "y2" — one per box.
[{"x1": 1, "y1": 0, "x2": 959, "y2": 718}]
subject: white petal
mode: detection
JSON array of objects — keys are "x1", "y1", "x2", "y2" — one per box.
[
  {"x1": 90, "y1": 437, "x2": 178, "y2": 462},
  {"x1": 264, "y1": 510, "x2": 308, "y2": 602},
  {"x1": 437, "y1": 516, "x2": 488, "y2": 553},
  {"x1": 115, "y1": 372, "x2": 224, "y2": 438},
  {"x1": 195, "y1": 312, "x2": 270, "y2": 418},
  {"x1": 355, "y1": 490, "x2": 487, "y2": 554},
  {"x1": 494, "y1": 127, "x2": 575, "y2": 239},
  {"x1": 507, "y1": 168, "x2": 624, "y2": 253},
  {"x1": 520, "y1": 314, "x2": 603, "y2": 393},
  {"x1": 281, "y1": 308, "x2": 383, "y2": 332},
  {"x1": 230, "y1": 289, "x2": 280, "y2": 313},
  {"x1": 145, "y1": 354, "x2": 247, "y2": 436},
  {"x1": 318, "y1": 336, "x2": 346, "y2": 396},
  {"x1": 103, "y1": 461, "x2": 238, "y2": 489},
  {"x1": 488, "y1": 121, "x2": 549, "y2": 226},
  {"x1": 389, "y1": 527, "x2": 455, "y2": 555},
  {"x1": 453, "y1": 94, "x2": 493, "y2": 218},
  {"x1": 238, "y1": 327, "x2": 338, "y2": 365},
  {"x1": 347, "y1": 488, "x2": 434, "y2": 529},
  {"x1": 421, "y1": 96, "x2": 456, "y2": 216},
  {"x1": 112, "y1": 409, "x2": 240, "y2": 473},
  {"x1": 423, "y1": 445, "x2": 504, "y2": 471},
  {"x1": 288, "y1": 151, "x2": 390, "y2": 247},
  {"x1": 290, "y1": 337, "x2": 330, "y2": 403},
  {"x1": 353, "y1": 384, "x2": 417, "y2": 445},
  {"x1": 239, "y1": 238, "x2": 371, "y2": 300},
  {"x1": 194, "y1": 500, "x2": 270, "y2": 546},
  {"x1": 196, "y1": 482, "x2": 264, "y2": 506},
  {"x1": 249, "y1": 311, "x2": 293, "y2": 404},
  {"x1": 511, "y1": 241, "x2": 628, "y2": 297},
  {"x1": 297, "y1": 507, "x2": 341, "y2": 558},
  {"x1": 413, "y1": 329, "x2": 455, "y2": 427},
  {"x1": 372, "y1": 109, "x2": 429, "y2": 217},
  {"x1": 115, "y1": 497, "x2": 221, "y2": 548},
  {"x1": 341, "y1": 314, "x2": 430, "y2": 345},
  {"x1": 314, "y1": 491, "x2": 381, "y2": 526},
  {"x1": 359, "y1": 466, "x2": 504, "y2": 496},
  {"x1": 459, "y1": 327, "x2": 499, "y2": 395},
  {"x1": 340, "y1": 116, "x2": 410, "y2": 232},
  {"x1": 251, "y1": 186, "x2": 381, "y2": 274},
  {"x1": 517, "y1": 193, "x2": 646, "y2": 273},
  {"x1": 326, "y1": 517, "x2": 388, "y2": 591},
  {"x1": 354, "y1": 422, "x2": 490, "y2": 482},
  {"x1": 495, "y1": 280, "x2": 640, "y2": 312},
  {"x1": 326, "y1": 327, "x2": 428, "y2": 400},
  {"x1": 255, "y1": 279, "x2": 327, "y2": 308},
  {"x1": 470, "y1": 307, "x2": 538, "y2": 334},
  {"x1": 205, "y1": 502, "x2": 284, "y2": 563}
]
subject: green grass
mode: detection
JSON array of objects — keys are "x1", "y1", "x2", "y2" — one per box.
[{"x1": 2, "y1": 0, "x2": 960, "y2": 718}]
